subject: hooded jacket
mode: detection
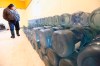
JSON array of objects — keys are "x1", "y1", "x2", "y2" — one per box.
[{"x1": 3, "y1": 8, "x2": 20, "y2": 22}]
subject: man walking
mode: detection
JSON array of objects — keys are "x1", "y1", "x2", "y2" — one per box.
[{"x1": 3, "y1": 4, "x2": 20, "y2": 38}]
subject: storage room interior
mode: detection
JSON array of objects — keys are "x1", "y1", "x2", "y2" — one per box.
[{"x1": 0, "y1": 0, "x2": 100, "y2": 66}]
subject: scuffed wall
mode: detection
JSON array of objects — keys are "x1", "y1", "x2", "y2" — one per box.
[{"x1": 26, "y1": 0, "x2": 100, "y2": 19}]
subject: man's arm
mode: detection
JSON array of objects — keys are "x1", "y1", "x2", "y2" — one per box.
[
  {"x1": 3, "y1": 9, "x2": 9, "y2": 21},
  {"x1": 15, "y1": 10, "x2": 20, "y2": 21},
  {"x1": 18, "y1": 13, "x2": 20, "y2": 21}
]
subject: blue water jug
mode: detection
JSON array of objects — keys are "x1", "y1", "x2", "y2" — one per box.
[
  {"x1": 59, "y1": 52, "x2": 78, "y2": 66},
  {"x1": 89, "y1": 8, "x2": 100, "y2": 32},
  {"x1": 39, "y1": 28, "x2": 53, "y2": 48},
  {"x1": 47, "y1": 17, "x2": 53, "y2": 26},
  {"x1": 32, "y1": 27, "x2": 44, "y2": 49},
  {"x1": 60, "y1": 13, "x2": 71, "y2": 29},
  {"x1": 52, "y1": 15, "x2": 61, "y2": 26},
  {"x1": 52, "y1": 27, "x2": 96, "y2": 57},
  {"x1": 70, "y1": 11, "x2": 90, "y2": 28},
  {"x1": 77, "y1": 35, "x2": 100, "y2": 66}
]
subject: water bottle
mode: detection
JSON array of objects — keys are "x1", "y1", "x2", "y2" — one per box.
[
  {"x1": 52, "y1": 15, "x2": 60, "y2": 26},
  {"x1": 70, "y1": 11, "x2": 90, "y2": 28},
  {"x1": 52, "y1": 27, "x2": 96, "y2": 57},
  {"x1": 89, "y1": 7, "x2": 100, "y2": 33},
  {"x1": 77, "y1": 35, "x2": 100, "y2": 66},
  {"x1": 60, "y1": 13, "x2": 71, "y2": 29},
  {"x1": 47, "y1": 17, "x2": 52, "y2": 26},
  {"x1": 39, "y1": 28, "x2": 53, "y2": 48},
  {"x1": 59, "y1": 52, "x2": 78, "y2": 66}
]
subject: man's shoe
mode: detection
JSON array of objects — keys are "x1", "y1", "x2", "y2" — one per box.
[
  {"x1": 17, "y1": 34, "x2": 20, "y2": 36},
  {"x1": 11, "y1": 35, "x2": 15, "y2": 38},
  {"x1": 16, "y1": 30, "x2": 20, "y2": 36},
  {"x1": 10, "y1": 31, "x2": 15, "y2": 38}
]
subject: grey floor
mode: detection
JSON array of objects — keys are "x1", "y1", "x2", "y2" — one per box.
[{"x1": 0, "y1": 30, "x2": 45, "y2": 66}]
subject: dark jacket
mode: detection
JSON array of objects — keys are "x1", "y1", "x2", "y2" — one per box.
[{"x1": 3, "y1": 8, "x2": 20, "y2": 21}]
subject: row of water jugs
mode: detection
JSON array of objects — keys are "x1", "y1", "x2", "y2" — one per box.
[
  {"x1": 28, "y1": 11, "x2": 89, "y2": 29},
  {"x1": 23, "y1": 7, "x2": 100, "y2": 66}
]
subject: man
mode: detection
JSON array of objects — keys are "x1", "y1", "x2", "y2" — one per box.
[{"x1": 3, "y1": 4, "x2": 20, "y2": 38}]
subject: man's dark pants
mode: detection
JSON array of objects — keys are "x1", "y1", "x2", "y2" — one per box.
[{"x1": 8, "y1": 20, "x2": 20, "y2": 36}]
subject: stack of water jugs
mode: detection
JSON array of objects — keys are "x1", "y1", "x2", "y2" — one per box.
[{"x1": 23, "y1": 8, "x2": 100, "y2": 66}]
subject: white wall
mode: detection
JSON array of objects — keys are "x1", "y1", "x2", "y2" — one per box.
[
  {"x1": 0, "y1": 0, "x2": 100, "y2": 28},
  {"x1": 0, "y1": 8, "x2": 27, "y2": 28},
  {"x1": 17, "y1": 9, "x2": 28, "y2": 27},
  {"x1": 0, "y1": 8, "x2": 8, "y2": 28},
  {"x1": 26, "y1": 0, "x2": 100, "y2": 20}
]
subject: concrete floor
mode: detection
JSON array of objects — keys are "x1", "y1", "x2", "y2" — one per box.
[{"x1": 0, "y1": 30, "x2": 45, "y2": 66}]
